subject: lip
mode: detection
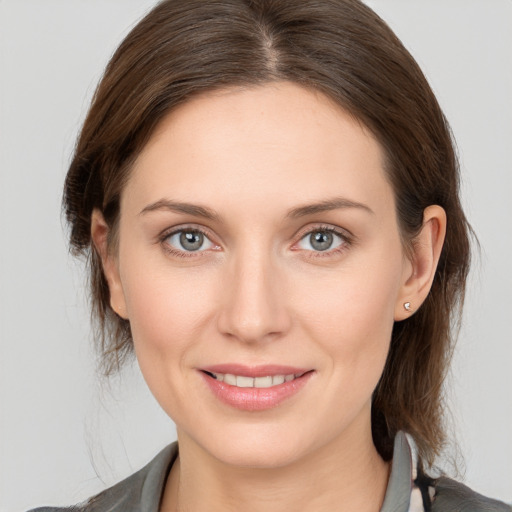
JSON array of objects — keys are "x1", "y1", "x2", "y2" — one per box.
[
  {"x1": 198, "y1": 364, "x2": 314, "y2": 411},
  {"x1": 201, "y1": 364, "x2": 310, "y2": 378}
]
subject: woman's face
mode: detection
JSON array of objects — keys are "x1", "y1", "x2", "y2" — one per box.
[{"x1": 105, "y1": 82, "x2": 415, "y2": 467}]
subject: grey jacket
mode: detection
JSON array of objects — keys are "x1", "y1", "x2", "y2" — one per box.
[{"x1": 29, "y1": 433, "x2": 511, "y2": 512}]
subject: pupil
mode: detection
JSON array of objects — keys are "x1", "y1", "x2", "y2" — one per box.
[
  {"x1": 180, "y1": 231, "x2": 203, "y2": 251},
  {"x1": 311, "y1": 231, "x2": 332, "y2": 251}
]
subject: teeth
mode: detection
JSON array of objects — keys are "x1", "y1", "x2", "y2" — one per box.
[
  {"x1": 255, "y1": 376, "x2": 273, "y2": 388},
  {"x1": 211, "y1": 372, "x2": 298, "y2": 388},
  {"x1": 223, "y1": 373, "x2": 237, "y2": 386},
  {"x1": 236, "y1": 376, "x2": 254, "y2": 388},
  {"x1": 272, "y1": 375, "x2": 285, "y2": 385}
]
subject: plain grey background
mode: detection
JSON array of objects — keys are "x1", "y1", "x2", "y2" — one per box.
[{"x1": 1, "y1": 1, "x2": 511, "y2": 510}]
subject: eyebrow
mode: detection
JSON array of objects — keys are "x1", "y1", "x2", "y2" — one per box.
[
  {"x1": 139, "y1": 196, "x2": 374, "y2": 220},
  {"x1": 285, "y1": 197, "x2": 374, "y2": 218},
  {"x1": 139, "y1": 199, "x2": 220, "y2": 221}
]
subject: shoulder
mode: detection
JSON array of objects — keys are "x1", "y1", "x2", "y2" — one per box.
[
  {"x1": 432, "y1": 476, "x2": 511, "y2": 512},
  {"x1": 398, "y1": 432, "x2": 510, "y2": 512},
  {"x1": 27, "y1": 509, "x2": 82, "y2": 512},
  {"x1": 26, "y1": 443, "x2": 178, "y2": 512}
]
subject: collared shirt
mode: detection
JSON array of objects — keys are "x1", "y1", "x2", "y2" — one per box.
[
  {"x1": 381, "y1": 432, "x2": 431, "y2": 512},
  {"x1": 29, "y1": 432, "x2": 511, "y2": 512}
]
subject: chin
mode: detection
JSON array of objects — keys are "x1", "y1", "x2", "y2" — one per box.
[
  {"x1": 215, "y1": 442, "x2": 306, "y2": 469},
  {"x1": 188, "y1": 423, "x2": 314, "y2": 469}
]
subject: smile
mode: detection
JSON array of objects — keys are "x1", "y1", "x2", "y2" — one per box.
[
  {"x1": 205, "y1": 372, "x2": 300, "y2": 388},
  {"x1": 199, "y1": 365, "x2": 314, "y2": 411}
]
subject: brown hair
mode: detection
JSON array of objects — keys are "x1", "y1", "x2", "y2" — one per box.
[{"x1": 64, "y1": 0, "x2": 471, "y2": 466}]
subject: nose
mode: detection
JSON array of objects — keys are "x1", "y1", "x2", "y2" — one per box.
[{"x1": 216, "y1": 248, "x2": 292, "y2": 344}]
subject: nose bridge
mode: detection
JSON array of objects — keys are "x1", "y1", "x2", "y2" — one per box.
[{"x1": 217, "y1": 241, "x2": 290, "y2": 343}]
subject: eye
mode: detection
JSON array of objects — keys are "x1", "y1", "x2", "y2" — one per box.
[
  {"x1": 164, "y1": 229, "x2": 216, "y2": 253},
  {"x1": 296, "y1": 228, "x2": 346, "y2": 253}
]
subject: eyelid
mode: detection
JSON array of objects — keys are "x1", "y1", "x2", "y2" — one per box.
[
  {"x1": 158, "y1": 224, "x2": 221, "y2": 256},
  {"x1": 293, "y1": 223, "x2": 353, "y2": 244},
  {"x1": 157, "y1": 222, "x2": 354, "y2": 258},
  {"x1": 291, "y1": 223, "x2": 354, "y2": 256}
]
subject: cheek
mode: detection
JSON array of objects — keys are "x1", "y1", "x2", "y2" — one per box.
[
  {"x1": 118, "y1": 246, "x2": 218, "y2": 364},
  {"x1": 119, "y1": 259, "x2": 222, "y2": 416},
  {"x1": 294, "y1": 251, "x2": 403, "y2": 375}
]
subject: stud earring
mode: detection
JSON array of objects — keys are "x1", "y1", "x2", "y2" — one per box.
[{"x1": 403, "y1": 302, "x2": 412, "y2": 312}]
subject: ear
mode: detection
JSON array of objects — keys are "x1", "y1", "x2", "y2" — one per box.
[
  {"x1": 394, "y1": 205, "x2": 446, "y2": 321},
  {"x1": 90, "y1": 209, "x2": 128, "y2": 320}
]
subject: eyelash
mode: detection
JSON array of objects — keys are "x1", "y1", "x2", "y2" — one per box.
[
  {"x1": 293, "y1": 225, "x2": 352, "y2": 260},
  {"x1": 158, "y1": 224, "x2": 353, "y2": 260},
  {"x1": 159, "y1": 225, "x2": 216, "y2": 259}
]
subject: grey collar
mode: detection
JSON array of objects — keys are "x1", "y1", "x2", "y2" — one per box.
[
  {"x1": 139, "y1": 433, "x2": 414, "y2": 512},
  {"x1": 380, "y1": 431, "x2": 413, "y2": 512}
]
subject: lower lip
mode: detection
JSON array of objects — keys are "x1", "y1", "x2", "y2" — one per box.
[{"x1": 200, "y1": 371, "x2": 314, "y2": 411}]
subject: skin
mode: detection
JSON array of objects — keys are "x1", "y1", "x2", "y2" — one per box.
[{"x1": 92, "y1": 81, "x2": 446, "y2": 512}]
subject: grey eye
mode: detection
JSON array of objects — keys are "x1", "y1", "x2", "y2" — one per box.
[
  {"x1": 180, "y1": 231, "x2": 204, "y2": 251},
  {"x1": 297, "y1": 229, "x2": 344, "y2": 252},
  {"x1": 310, "y1": 231, "x2": 333, "y2": 251},
  {"x1": 166, "y1": 230, "x2": 213, "y2": 252}
]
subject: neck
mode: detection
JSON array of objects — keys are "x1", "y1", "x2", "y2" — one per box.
[{"x1": 161, "y1": 422, "x2": 390, "y2": 512}]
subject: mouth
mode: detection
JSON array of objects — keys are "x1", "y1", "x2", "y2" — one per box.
[
  {"x1": 202, "y1": 371, "x2": 306, "y2": 388},
  {"x1": 199, "y1": 365, "x2": 314, "y2": 411}
]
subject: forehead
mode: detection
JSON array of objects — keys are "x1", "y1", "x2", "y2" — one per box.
[{"x1": 123, "y1": 81, "x2": 393, "y2": 219}]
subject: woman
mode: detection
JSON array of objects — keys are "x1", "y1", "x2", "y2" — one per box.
[{"x1": 26, "y1": 0, "x2": 510, "y2": 511}]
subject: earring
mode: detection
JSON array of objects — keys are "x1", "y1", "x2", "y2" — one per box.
[{"x1": 403, "y1": 302, "x2": 412, "y2": 312}]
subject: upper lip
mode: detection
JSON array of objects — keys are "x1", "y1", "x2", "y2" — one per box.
[{"x1": 199, "y1": 364, "x2": 311, "y2": 378}]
